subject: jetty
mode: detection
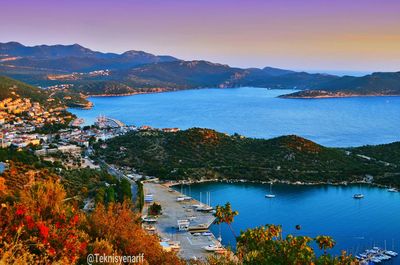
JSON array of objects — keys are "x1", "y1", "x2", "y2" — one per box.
[
  {"x1": 94, "y1": 115, "x2": 125, "y2": 128},
  {"x1": 142, "y1": 182, "x2": 219, "y2": 260}
]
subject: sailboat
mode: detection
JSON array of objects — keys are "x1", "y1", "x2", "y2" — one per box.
[
  {"x1": 196, "y1": 192, "x2": 213, "y2": 211},
  {"x1": 265, "y1": 182, "x2": 276, "y2": 198},
  {"x1": 353, "y1": 183, "x2": 364, "y2": 199}
]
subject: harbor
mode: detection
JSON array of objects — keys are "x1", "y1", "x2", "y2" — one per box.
[
  {"x1": 142, "y1": 182, "x2": 223, "y2": 260},
  {"x1": 356, "y1": 246, "x2": 398, "y2": 264}
]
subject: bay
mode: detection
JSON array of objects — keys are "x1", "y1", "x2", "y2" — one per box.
[
  {"x1": 177, "y1": 182, "x2": 400, "y2": 262},
  {"x1": 69, "y1": 87, "x2": 400, "y2": 147}
]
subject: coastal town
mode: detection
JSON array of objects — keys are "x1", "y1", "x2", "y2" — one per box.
[{"x1": 0, "y1": 95, "x2": 72, "y2": 147}]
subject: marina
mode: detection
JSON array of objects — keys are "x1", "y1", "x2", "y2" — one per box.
[
  {"x1": 142, "y1": 182, "x2": 223, "y2": 260},
  {"x1": 356, "y1": 246, "x2": 398, "y2": 264}
]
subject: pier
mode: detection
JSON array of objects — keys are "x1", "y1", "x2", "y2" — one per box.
[{"x1": 142, "y1": 182, "x2": 219, "y2": 260}]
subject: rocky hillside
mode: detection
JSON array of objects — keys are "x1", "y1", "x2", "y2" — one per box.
[{"x1": 94, "y1": 128, "x2": 400, "y2": 187}]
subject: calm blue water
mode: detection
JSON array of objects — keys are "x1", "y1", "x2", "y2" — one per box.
[
  {"x1": 69, "y1": 88, "x2": 400, "y2": 147},
  {"x1": 177, "y1": 182, "x2": 400, "y2": 262}
]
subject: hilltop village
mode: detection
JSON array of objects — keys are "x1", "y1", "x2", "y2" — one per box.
[{"x1": 0, "y1": 81, "x2": 180, "y2": 170}]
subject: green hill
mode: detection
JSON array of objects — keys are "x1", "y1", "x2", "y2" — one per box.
[
  {"x1": 282, "y1": 72, "x2": 400, "y2": 98},
  {"x1": 0, "y1": 75, "x2": 90, "y2": 108},
  {"x1": 94, "y1": 128, "x2": 399, "y2": 187},
  {"x1": 0, "y1": 75, "x2": 49, "y2": 103},
  {"x1": 352, "y1": 142, "x2": 400, "y2": 166}
]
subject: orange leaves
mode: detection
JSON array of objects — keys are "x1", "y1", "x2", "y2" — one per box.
[
  {"x1": 15, "y1": 204, "x2": 26, "y2": 216},
  {"x1": 0, "y1": 168, "x2": 184, "y2": 264},
  {"x1": 87, "y1": 201, "x2": 184, "y2": 265},
  {"x1": 70, "y1": 214, "x2": 79, "y2": 226},
  {"x1": 236, "y1": 224, "x2": 355, "y2": 265},
  {"x1": 0, "y1": 177, "x2": 6, "y2": 194},
  {"x1": 214, "y1": 202, "x2": 239, "y2": 238},
  {"x1": 37, "y1": 222, "x2": 50, "y2": 239},
  {"x1": 0, "y1": 179, "x2": 88, "y2": 264},
  {"x1": 214, "y1": 202, "x2": 238, "y2": 225},
  {"x1": 315, "y1": 235, "x2": 336, "y2": 252}
]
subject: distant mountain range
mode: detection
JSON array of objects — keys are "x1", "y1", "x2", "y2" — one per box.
[
  {"x1": 1, "y1": 42, "x2": 399, "y2": 98},
  {"x1": 0, "y1": 41, "x2": 177, "y2": 72}
]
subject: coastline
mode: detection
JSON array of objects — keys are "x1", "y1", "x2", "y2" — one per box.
[
  {"x1": 281, "y1": 93, "x2": 400, "y2": 99},
  {"x1": 85, "y1": 87, "x2": 190, "y2": 98},
  {"x1": 166, "y1": 177, "x2": 398, "y2": 190},
  {"x1": 67, "y1": 101, "x2": 94, "y2": 109},
  {"x1": 72, "y1": 87, "x2": 400, "y2": 111}
]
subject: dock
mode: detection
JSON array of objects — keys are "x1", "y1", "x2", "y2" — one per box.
[{"x1": 142, "y1": 182, "x2": 219, "y2": 260}]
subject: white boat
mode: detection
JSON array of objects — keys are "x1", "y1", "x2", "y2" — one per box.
[
  {"x1": 202, "y1": 232, "x2": 213, "y2": 236},
  {"x1": 176, "y1": 197, "x2": 185, "y2": 202},
  {"x1": 388, "y1": 188, "x2": 398, "y2": 192},
  {"x1": 385, "y1": 250, "x2": 398, "y2": 256},
  {"x1": 379, "y1": 254, "x2": 391, "y2": 260},
  {"x1": 265, "y1": 182, "x2": 276, "y2": 198},
  {"x1": 196, "y1": 205, "x2": 213, "y2": 211},
  {"x1": 353, "y1": 183, "x2": 365, "y2": 199},
  {"x1": 203, "y1": 244, "x2": 225, "y2": 252},
  {"x1": 142, "y1": 216, "x2": 157, "y2": 223}
]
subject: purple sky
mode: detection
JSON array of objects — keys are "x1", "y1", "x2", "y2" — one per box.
[{"x1": 1, "y1": 0, "x2": 400, "y2": 73}]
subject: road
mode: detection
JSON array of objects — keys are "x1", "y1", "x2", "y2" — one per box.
[{"x1": 100, "y1": 160, "x2": 138, "y2": 202}]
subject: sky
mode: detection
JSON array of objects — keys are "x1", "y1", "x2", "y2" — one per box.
[{"x1": 1, "y1": 0, "x2": 400, "y2": 74}]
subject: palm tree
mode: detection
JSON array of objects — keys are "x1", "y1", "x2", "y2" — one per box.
[{"x1": 214, "y1": 202, "x2": 238, "y2": 238}]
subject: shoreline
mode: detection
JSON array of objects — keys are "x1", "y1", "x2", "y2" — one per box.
[
  {"x1": 85, "y1": 87, "x2": 194, "y2": 98},
  {"x1": 81, "y1": 87, "x2": 400, "y2": 101},
  {"x1": 166, "y1": 178, "x2": 398, "y2": 190},
  {"x1": 70, "y1": 87, "x2": 400, "y2": 111},
  {"x1": 281, "y1": 93, "x2": 400, "y2": 99}
]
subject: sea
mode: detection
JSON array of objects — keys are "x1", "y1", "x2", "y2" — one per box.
[
  {"x1": 69, "y1": 87, "x2": 400, "y2": 147},
  {"x1": 177, "y1": 182, "x2": 400, "y2": 263}
]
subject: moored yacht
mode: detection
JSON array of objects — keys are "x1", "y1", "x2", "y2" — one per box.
[
  {"x1": 353, "y1": 183, "x2": 364, "y2": 199},
  {"x1": 203, "y1": 244, "x2": 225, "y2": 252},
  {"x1": 353, "y1": 194, "x2": 364, "y2": 199},
  {"x1": 265, "y1": 182, "x2": 276, "y2": 198},
  {"x1": 385, "y1": 250, "x2": 398, "y2": 256}
]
